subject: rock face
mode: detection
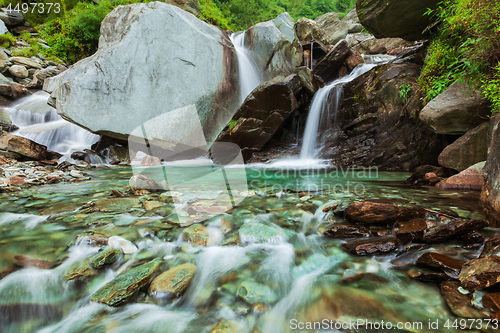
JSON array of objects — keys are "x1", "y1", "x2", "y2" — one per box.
[
  {"x1": 356, "y1": 0, "x2": 440, "y2": 41},
  {"x1": 148, "y1": 263, "x2": 196, "y2": 299},
  {"x1": 44, "y1": 3, "x2": 239, "y2": 150},
  {"x1": 419, "y1": 81, "x2": 491, "y2": 135},
  {"x1": 345, "y1": 201, "x2": 424, "y2": 224},
  {"x1": 437, "y1": 161, "x2": 485, "y2": 190},
  {"x1": 0, "y1": 132, "x2": 47, "y2": 160},
  {"x1": 273, "y1": 12, "x2": 295, "y2": 43},
  {"x1": 438, "y1": 122, "x2": 489, "y2": 171},
  {"x1": 165, "y1": 0, "x2": 200, "y2": 17},
  {"x1": 481, "y1": 116, "x2": 500, "y2": 227},
  {"x1": 294, "y1": 18, "x2": 323, "y2": 43}
]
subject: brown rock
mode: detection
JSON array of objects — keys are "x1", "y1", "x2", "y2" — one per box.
[
  {"x1": 459, "y1": 231, "x2": 484, "y2": 244},
  {"x1": 483, "y1": 293, "x2": 500, "y2": 313},
  {"x1": 342, "y1": 236, "x2": 399, "y2": 255},
  {"x1": 425, "y1": 172, "x2": 440, "y2": 185},
  {"x1": 407, "y1": 165, "x2": 457, "y2": 185},
  {"x1": 322, "y1": 203, "x2": 338, "y2": 212},
  {"x1": 313, "y1": 40, "x2": 352, "y2": 82},
  {"x1": 148, "y1": 263, "x2": 196, "y2": 299},
  {"x1": 8, "y1": 176, "x2": 25, "y2": 186},
  {"x1": 345, "y1": 201, "x2": 424, "y2": 224},
  {"x1": 437, "y1": 161, "x2": 485, "y2": 190},
  {"x1": 421, "y1": 219, "x2": 488, "y2": 243},
  {"x1": 395, "y1": 218, "x2": 428, "y2": 244},
  {"x1": 345, "y1": 51, "x2": 364, "y2": 70},
  {"x1": 323, "y1": 224, "x2": 370, "y2": 238},
  {"x1": 439, "y1": 281, "x2": 486, "y2": 318},
  {"x1": 182, "y1": 224, "x2": 209, "y2": 246},
  {"x1": 0, "y1": 133, "x2": 47, "y2": 160},
  {"x1": 407, "y1": 269, "x2": 449, "y2": 282},
  {"x1": 481, "y1": 115, "x2": 500, "y2": 227},
  {"x1": 341, "y1": 272, "x2": 388, "y2": 284},
  {"x1": 370, "y1": 228, "x2": 391, "y2": 237},
  {"x1": 0, "y1": 81, "x2": 24, "y2": 99},
  {"x1": 416, "y1": 252, "x2": 465, "y2": 279},
  {"x1": 129, "y1": 174, "x2": 163, "y2": 191},
  {"x1": 14, "y1": 255, "x2": 54, "y2": 269},
  {"x1": 480, "y1": 236, "x2": 500, "y2": 258},
  {"x1": 140, "y1": 155, "x2": 162, "y2": 166},
  {"x1": 459, "y1": 256, "x2": 500, "y2": 291}
]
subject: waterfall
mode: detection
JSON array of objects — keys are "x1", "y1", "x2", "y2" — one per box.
[
  {"x1": 230, "y1": 32, "x2": 263, "y2": 104},
  {"x1": 299, "y1": 57, "x2": 394, "y2": 160},
  {"x1": 5, "y1": 91, "x2": 100, "y2": 159}
]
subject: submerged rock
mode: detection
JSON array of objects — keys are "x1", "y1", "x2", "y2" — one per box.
[
  {"x1": 238, "y1": 222, "x2": 284, "y2": 245},
  {"x1": 323, "y1": 224, "x2": 370, "y2": 238},
  {"x1": 64, "y1": 261, "x2": 97, "y2": 281},
  {"x1": 237, "y1": 281, "x2": 278, "y2": 304},
  {"x1": 421, "y1": 219, "x2": 488, "y2": 243},
  {"x1": 210, "y1": 321, "x2": 239, "y2": 333},
  {"x1": 395, "y1": 218, "x2": 428, "y2": 244},
  {"x1": 108, "y1": 236, "x2": 138, "y2": 254},
  {"x1": 148, "y1": 263, "x2": 196, "y2": 299},
  {"x1": 90, "y1": 247, "x2": 122, "y2": 269},
  {"x1": 129, "y1": 175, "x2": 164, "y2": 192},
  {"x1": 439, "y1": 281, "x2": 486, "y2": 318},
  {"x1": 91, "y1": 258, "x2": 162, "y2": 306},
  {"x1": 182, "y1": 224, "x2": 209, "y2": 246},
  {"x1": 416, "y1": 252, "x2": 465, "y2": 279},
  {"x1": 345, "y1": 201, "x2": 424, "y2": 224},
  {"x1": 459, "y1": 256, "x2": 500, "y2": 291},
  {"x1": 342, "y1": 236, "x2": 399, "y2": 255}
]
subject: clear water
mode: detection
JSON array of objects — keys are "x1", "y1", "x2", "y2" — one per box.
[{"x1": 0, "y1": 164, "x2": 486, "y2": 333}]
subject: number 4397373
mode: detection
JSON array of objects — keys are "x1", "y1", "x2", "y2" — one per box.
[{"x1": 5, "y1": 2, "x2": 61, "y2": 14}]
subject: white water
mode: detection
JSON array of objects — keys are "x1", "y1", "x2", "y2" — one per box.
[
  {"x1": 5, "y1": 91, "x2": 100, "y2": 158},
  {"x1": 230, "y1": 33, "x2": 264, "y2": 104}
]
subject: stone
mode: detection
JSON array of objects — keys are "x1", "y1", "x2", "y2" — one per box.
[
  {"x1": 352, "y1": 37, "x2": 405, "y2": 55},
  {"x1": 89, "y1": 247, "x2": 122, "y2": 269},
  {"x1": 0, "y1": 20, "x2": 7, "y2": 35},
  {"x1": 129, "y1": 175, "x2": 163, "y2": 192},
  {"x1": 0, "y1": 108, "x2": 14, "y2": 132},
  {"x1": 237, "y1": 281, "x2": 278, "y2": 304},
  {"x1": 95, "y1": 198, "x2": 141, "y2": 213},
  {"x1": 459, "y1": 256, "x2": 500, "y2": 291},
  {"x1": 26, "y1": 67, "x2": 61, "y2": 89},
  {"x1": 459, "y1": 231, "x2": 484, "y2": 245},
  {"x1": 319, "y1": 8, "x2": 363, "y2": 46},
  {"x1": 395, "y1": 218, "x2": 428, "y2": 244},
  {"x1": 0, "y1": 132, "x2": 47, "y2": 160},
  {"x1": 44, "y1": 3, "x2": 239, "y2": 150},
  {"x1": 438, "y1": 122, "x2": 489, "y2": 171},
  {"x1": 312, "y1": 39, "x2": 352, "y2": 82},
  {"x1": 148, "y1": 263, "x2": 196, "y2": 299},
  {"x1": 238, "y1": 222, "x2": 284, "y2": 245},
  {"x1": 210, "y1": 321, "x2": 239, "y2": 333},
  {"x1": 439, "y1": 281, "x2": 486, "y2": 318},
  {"x1": 406, "y1": 165, "x2": 456, "y2": 185},
  {"x1": 0, "y1": 10, "x2": 25, "y2": 27},
  {"x1": 273, "y1": 12, "x2": 295, "y2": 43},
  {"x1": 64, "y1": 261, "x2": 97, "y2": 281},
  {"x1": 345, "y1": 201, "x2": 424, "y2": 224},
  {"x1": 294, "y1": 18, "x2": 323, "y2": 43},
  {"x1": 342, "y1": 236, "x2": 399, "y2": 255},
  {"x1": 420, "y1": 81, "x2": 491, "y2": 135},
  {"x1": 416, "y1": 252, "x2": 466, "y2": 279},
  {"x1": 14, "y1": 255, "x2": 54, "y2": 269},
  {"x1": 143, "y1": 201, "x2": 165, "y2": 211},
  {"x1": 437, "y1": 161, "x2": 485, "y2": 190},
  {"x1": 481, "y1": 115, "x2": 500, "y2": 227},
  {"x1": 422, "y1": 219, "x2": 488, "y2": 243},
  {"x1": 407, "y1": 269, "x2": 449, "y2": 282},
  {"x1": 480, "y1": 236, "x2": 500, "y2": 258},
  {"x1": 8, "y1": 175, "x2": 25, "y2": 186},
  {"x1": 345, "y1": 51, "x2": 364, "y2": 70},
  {"x1": 483, "y1": 293, "x2": 500, "y2": 313},
  {"x1": 165, "y1": 0, "x2": 200, "y2": 17},
  {"x1": 0, "y1": 81, "x2": 24, "y2": 99},
  {"x1": 9, "y1": 56, "x2": 42, "y2": 69},
  {"x1": 91, "y1": 259, "x2": 162, "y2": 306},
  {"x1": 323, "y1": 224, "x2": 370, "y2": 238},
  {"x1": 108, "y1": 235, "x2": 138, "y2": 254},
  {"x1": 294, "y1": 66, "x2": 323, "y2": 95},
  {"x1": 182, "y1": 223, "x2": 208, "y2": 246},
  {"x1": 8, "y1": 65, "x2": 28, "y2": 78},
  {"x1": 356, "y1": 0, "x2": 440, "y2": 41}
]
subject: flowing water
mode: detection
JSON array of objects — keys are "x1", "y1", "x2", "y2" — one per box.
[
  {"x1": 0, "y1": 163, "x2": 486, "y2": 333},
  {"x1": 5, "y1": 91, "x2": 100, "y2": 159},
  {"x1": 230, "y1": 33, "x2": 264, "y2": 104}
]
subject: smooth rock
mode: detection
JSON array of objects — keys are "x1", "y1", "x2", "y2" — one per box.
[
  {"x1": 406, "y1": 165, "x2": 456, "y2": 185},
  {"x1": 416, "y1": 252, "x2": 465, "y2": 279},
  {"x1": 437, "y1": 161, "x2": 485, "y2": 190},
  {"x1": 319, "y1": 8, "x2": 363, "y2": 45},
  {"x1": 149, "y1": 263, "x2": 196, "y2": 298},
  {"x1": 44, "y1": 3, "x2": 239, "y2": 148},
  {"x1": 182, "y1": 224, "x2": 209, "y2": 245},
  {"x1": 64, "y1": 261, "x2": 97, "y2": 281},
  {"x1": 143, "y1": 201, "x2": 165, "y2": 211},
  {"x1": 438, "y1": 122, "x2": 489, "y2": 171},
  {"x1": 352, "y1": 36, "x2": 405, "y2": 55},
  {"x1": 481, "y1": 115, "x2": 500, "y2": 227},
  {"x1": 422, "y1": 219, "x2": 488, "y2": 243},
  {"x1": 0, "y1": 20, "x2": 7, "y2": 35},
  {"x1": 420, "y1": 81, "x2": 491, "y2": 135},
  {"x1": 345, "y1": 201, "x2": 424, "y2": 224},
  {"x1": 439, "y1": 281, "x2": 486, "y2": 318},
  {"x1": 165, "y1": 0, "x2": 200, "y2": 17},
  {"x1": 459, "y1": 231, "x2": 484, "y2": 245},
  {"x1": 407, "y1": 269, "x2": 449, "y2": 282},
  {"x1": 0, "y1": 10, "x2": 25, "y2": 27},
  {"x1": 273, "y1": 12, "x2": 295, "y2": 43},
  {"x1": 294, "y1": 18, "x2": 323, "y2": 43},
  {"x1": 323, "y1": 224, "x2": 370, "y2": 238},
  {"x1": 238, "y1": 222, "x2": 284, "y2": 245},
  {"x1": 342, "y1": 236, "x2": 399, "y2": 255},
  {"x1": 9, "y1": 56, "x2": 42, "y2": 69},
  {"x1": 0, "y1": 132, "x2": 47, "y2": 160},
  {"x1": 356, "y1": 0, "x2": 440, "y2": 41},
  {"x1": 459, "y1": 256, "x2": 500, "y2": 291},
  {"x1": 395, "y1": 218, "x2": 428, "y2": 244},
  {"x1": 91, "y1": 259, "x2": 162, "y2": 306},
  {"x1": 129, "y1": 175, "x2": 163, "y2": 192},
  {"x1": 108, "y1": 235, "x2": 138, "y2": 254},
  {"x1": 345, "y1": 51, "x2": 364, "y2": 70},
  {"x1": 90, "y1": 247, "x2": 122, "y2": 269},
  {"x1": 237, "y1": 281, "x2": 278, "y2": 304},
  {"x1": 14, "y1": 255, "x2": 54, "y2": 269},
  {"x1": 483, "y1": 293, "x2": 500, "y2": 313},
  {"x1": 313, "y1": 39, "x2": 352, "y2": 82},
  {"x1": 8, "y1": 65, "x2": 28, "y2": 78},
  {"x1": 210, "y1": 321, "x2": 239, "y2": 333}
]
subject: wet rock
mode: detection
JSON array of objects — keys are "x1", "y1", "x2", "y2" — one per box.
[
  {"x1": 342, "y1": 236, "x2": 399, "y2": 255},
  {"x1": 182, "y1": 224, "x2": 209, "y2": 246},
  {"x1": 407, "y1": 269, "x2": 449, "y2": 282},
  {"x1": 148, "y1": 263, "x2": 196, "y2": 299},
  {"x1": 0, "y1": 133, "x2": 47, "y2": 160},
  {"x1": 421, "y1": 219, "x2": 488, "y2": 243},
  {"x1": 438, "y1": 122, "x2": 489, "y2": 172},
  {"x1": 323, "y1": 224, "x2": 369, "y2": 238},
  {"x1": 395, "y1": 218, "x2": 428, "y2": 244},
  {"x1": 424, "y1": 172, "x2": 440, "y2": 185},
  {"x1": 14, "y1": 255, "x2": 54, "y2": 269},
  {"x1": 8, "y1": 176, "x2": 25, "y2": 187},
  {"x1": 370, "y1": 228, "x2": 391, "y2": 237},
  {"x1": 345, "y1": 201, "x2": 424, "y2": 224},
  {"x1": 483, "y1": 293, "x2": 500, "y2": 313},
  {"x1": 345, "y1": 51, "x2": 364, "y2": 70},
  {"x1": 481, "y1": 115, "x2": 500, "y2": 228},
  {"x1": 416, "y1": 252, "x2": 465, "y2": 279},
  {"x1": 108, "y1": 236, "x2": 138, "y2": 254},
  {"x1": 420, "y1": 81, "x2": 491, "y2": 135},
  {"x1": 143, "y1": 201, "x2": 165, "y2": 211},
  {"x1": 91, "y1": 259, "x2": 162, "y2": 306},
  {"x1": 341, "y1": 272, "x2": 388, "y2": 285},
  {"x1": 439, "y1": 281, "x2": 486, "y2": 318},
  {"x1": 459, "y1": 256, "x2": 500, "y2": 291},
  {"x1": 459, "y1": 231, "x2": 484, "y2": 245},
  {"x1": 0, "y1": 81, "x2": 24, "y2": 100},
  {"x1": 64, "y1": 261, "x2": 97, "y2": 281},
  {"x1": 129, "y1": 175, "x2": 163, "y2": 192},
  {"x1": 210, "y1": 320, "x2": 239, "y2": 333},
  {"x1": 94, "y1": 198, "x2": 141, "y2": 213},
  {"x1": 406, "y1": 165, "x2": 457, "y2": 185},
  {"x1": 237, "y1": 281, "x2": 278, "y2": 304},
  {"x1": 437, "y1": 161, "x2": 485, "y2": 190},
  {"x1": 238, "y1": 222, "x2": 284, "y2": 245},
  {"x1": 89, "y1": 247, "x2": 122, "y2": 269},
  {"x1": 313, "y1": 39, "x2": 352, "y2": 82},
  {"x1": 317, "y1": 9, "x2": 363, "y2": 46},
  {"x1": 480, "y1": 236, "x2": 500, "y2": 258}
]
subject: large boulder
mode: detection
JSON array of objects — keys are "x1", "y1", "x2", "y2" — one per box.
[
  {"x1": 44, "y1": 3, "x2": 239, "y2": 151},
  {"x1": 0, "y1": 9, "x2": 25, "y2": 27},
  {"x1": 319, "y1": 9, "x2": 363, "y2": 46},
  {"x1": 419, "y1": 81, "x2": 491, "y2": 135},
  {"x1": 481, "y1": 115, "x2": 500, "y2": 227},
  {"x1": 356, "y1": 0, "x2": 440, "y2": 41},
  {"x1": 273, "y1": 12, "x2": 295, "y2": 43},
  {"x1": 165, "y1": 0, "x2": 200, "y2": 17},
  {"x1": 0, "y1": 20, "x2": 7, "y2": 35},
  {"x1": 0, "y1": 132, "x2": 47, "y2": 160},
  {"x1": 312, "y1": 39, "x2": 352, "y2": 82},
  {"x1": 294, "y1": 18, "x2": 323, "y2": 43},
  {"x1": 438, "y1": 122, "x2": 489, "y2": 171},
  {"x1": 437, "y1": 161, "x2": 485, "y2": 191}
]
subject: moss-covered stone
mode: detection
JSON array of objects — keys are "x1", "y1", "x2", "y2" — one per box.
[
  {"x1": 89, "y1": 247, "x2": 122, "y2": 269},
  {"x1": 148, "y1": 263, "x2": 196, "y2": 299}
]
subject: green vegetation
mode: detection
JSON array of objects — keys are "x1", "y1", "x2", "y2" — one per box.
[
  {"x1": 419, "y1": 0, "x2": 500, "y2": 113},
  {"x1": 399, "y1": 83, "x2": 412, "y2": 103}
]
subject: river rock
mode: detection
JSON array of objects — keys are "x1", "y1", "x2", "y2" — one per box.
[
  {"x1": 480, "y1": 236, "x2": 500, "y2": 258},
  {"x1": 237, "y1": 281, "x2": 278, "y2": 304},
  {"x1": 165, "y1": 0, "x2": 200, "y2": 17},
  {"x1": 182, "y1": 224, "x2": 208, "y2": 246},
  {"x1": 238, "y1": 222, "x2": 284, "y2": 245},
  {"x1": 148, "y1": 263, "x2": 196, "y2": 299},
  {"x1": 0, "y1": 108, "x2": 14, "y2": 132},
  {"x1": 459, "y1": 256, "x2": 500, "y2": 291},
  {"x1": 91, "y1": 258, "x2": 162, "y2": 306},
  {"x1": 439, "y1": 281, "x2": 486, "y2": 318},
  {"x1": 26, "y1": 67, "x2": 61, "y2": 89},
  {"x1": 438, "y1": 122, "x2": 489, "y2": 171},
  {"x1": 210, "y1": 321, "x2": 239, "y2": 333},
  {"x1": 323, "y1": 224, "x2": 370, "y2": 238},
  {"x1": 0, "y1": 9, "x2": 25, "y2": 27},
  {"x1": 342, "y1": 236, "x2": 399, "y2": 255},
  {"x1": 319, "y1": 8, "x2": 363, "y2": 46},
  {"x1": 481, "y1": 115, "x2": 500, "y2": 227},
  {"x1": 8, "y1": 65, "x2": 28, "y2": 78},
  {"x1": 422, "y1": 219, "x2": 488, "y2": 243},
  {"x1": 312, "y1": 39, "x2": 352, "y2": 82},
  {"x1": 483, "y1": 293, "x2": 500, "y2": 313},
  {"x1": 108, "y1": 235, "x2": 138, "y2": 254},
  {"x1": 64, "y1": 260, "x2": 97, "y2": 281},
  {"x1": 0, "y1": 132, "x2": 47, "y2": 160},
  {"x1": 9, "y1": 57, "x2": 42, "y2": 70},
  {"x1": 0, "y1": 81, "x2": 24, "y2": 99},
  {"x1": 294, "y1": 18, "x2": 323, "y2": 43},
  {"x1": 420, "y1": 81, "x2": 491, "y2": 135},
  {"x1": 90, "y1": 247, "x2": 122, "y2": 269},
  {"x1": 356, "y1": 0, "x2": 440, "y2": 41},
  {"x1": 345, "y1": 201, "x2": 424, "y2": 224},
  {"x1": 129, "y1": 175, "x2": 163, "y2": 192},
  {"x1": 416, "y1": 252, "x2": 465, "y2": 279},
  {"x1": 44, "y1": 3, "x2": 239, "y2": 150},
  {"x1": 406, "y1": 165, "x2": 457, "y2": 185},
  {"x1": 395, "y1": 218, "x2": 428, "y2": 244},
  {"x1": 407, "y1": 269, "x2": 449, "y2": 282},
  {"x1": 459, "y1": 231, "x2": 484, "y2": 245},
  {"x1": 436, "y1": 161, "x2": 485, "y2": 190}
]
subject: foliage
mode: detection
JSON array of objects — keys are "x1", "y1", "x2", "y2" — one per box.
[
  {"x1": 198, "y1": 0, "x2": 231, "y2": 30},
  {"x1": 0, "y1": 33, "x2": 17, "y2": 49},
  {"x1": 399, "y1": 83, "x2": 412, "y2": 103},
  {"x1": 419, "y1": 0, "x2": 500, "y2": 113}
]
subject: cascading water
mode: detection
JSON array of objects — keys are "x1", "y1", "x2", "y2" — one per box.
[
  {"x1": 5, "y1": 91, "x2": 101, "y2": 159},
  {"x1": 230, "y1": 32, "x2": 264, "y2": 104}
]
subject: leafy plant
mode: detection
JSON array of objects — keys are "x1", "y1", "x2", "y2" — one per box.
[{"x1": 399, "y1": 83, "x2": 412, "y2": 103}]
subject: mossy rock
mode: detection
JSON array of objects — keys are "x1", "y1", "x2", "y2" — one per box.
[
  {"x1": 64, "y1": 260, "x2": 97, "y2": 281},
  {"x1": 148, "y1": 263, "x2": 196, "y2": 299},
  {"x1": 90, "y1": 247, "x2": 122, "y2": 269}
]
